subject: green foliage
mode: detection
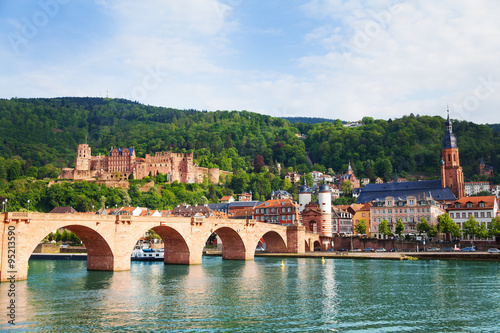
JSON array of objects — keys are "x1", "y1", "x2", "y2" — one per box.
[
  {"x1": 462, "y1": 216, "x2": 479, "y2": 238},
  {"x1": 416, "y1": 218, "x2": 430, "y2": 235},
  {"x1": 378, "y1": 219, "x2": 392, "y2": 236},
  {"x1": 488, "y1": 215, "x2": 500, "y2": 240},
  {"x1": 354, "y1": 219, "x2": 367, "y2": 234},
  {"x1": 395, "y1": 219, "x2": 405, "y2": 237}
]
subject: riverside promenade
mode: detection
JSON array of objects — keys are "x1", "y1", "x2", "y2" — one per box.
[{"x1": 255, "y1": 251, "x2": 500, "y2": 261}]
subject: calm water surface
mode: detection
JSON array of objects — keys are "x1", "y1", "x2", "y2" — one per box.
[{"x1": 1, "y1": 257, "x2": 499, "y2": 332}]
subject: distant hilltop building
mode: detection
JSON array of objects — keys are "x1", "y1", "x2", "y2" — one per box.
[
  {"x1": 480, "y1": 157, "x2": 494, "y2": 178},
  {"x1": 60, "y1": 143, "x2": 231, "y2": 184}
]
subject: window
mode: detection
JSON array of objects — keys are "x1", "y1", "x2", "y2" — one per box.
[
  {"x1": 481, "y1": 212, "x2": 485, "y2": 218},
  {"x1": 479, "y1": 202, "x2": 485, "y2": 208},
  {"x1": 474, "y1": 212, "x2": 478, "y2": 218},
  {"x1": 466, "y1": 202, "x2": 473, "y2": 208},
  {"x1": 487, "y1": 212, "x2": 491, "y2": 218},
  {"x1": 362, "y1": 213, "x2": 365, "y2": 217},
  {"x1": 288, "y1": 208, "x2": 291, "y2": 212},
  {"x1": 462, "y1": 212, "x2": 466, "y2": 218},
  {"x1": 455, "y1": 203, "x2": 461, "y2": 208},
  {"x1": 450, "y1": 213, "x2": 454, "y2": 218}
]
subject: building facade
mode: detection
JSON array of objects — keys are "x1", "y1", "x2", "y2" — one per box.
[
  {"x1": 254, "y1": 199, "x2": 298, "y2": 226},
  {"x1": 464, "y1": 182, "x2": 490, "y2": 196},
  {"x1": 447, "y1": 196, "x2": 498, "y2": 241},
  {"x1": 61, "y1": 144, "x2": 230, "y2": 184},
  {"x1": 370, "y1": 195, "x2": 446, "y2": 239}
]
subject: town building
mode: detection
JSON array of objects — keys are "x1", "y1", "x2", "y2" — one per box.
[
  {"x1": 271, "y1": 190, "x2": 292, "y2": 200},
  {"x1": 285, "y1": 172, "x2": 301, "y2": 185},
  {"x1": 480, "y1": 157, "x2": 494, "y2": 178},
  {"x1": 171, "y1": 204, "x2": 214, "y2": 218},
  {"x1": 220, "y1": 196, "x2": 235, "y2": 203},
  {"x1": 237, "y1": 192, "x2": 252, "y2": 202},
  {"x1": 490, "y1": 185, "x2": 500, "y2": 198},
  {"x1": 340, "y1": 162, "x2": 360, "y2": 189},
  {"x1": 253, "y1": 199, "x2": 298, "y2": 226},
  {"x1": 349, "y1": 203, "x2": 372, "y2": 235},
  {"x1": 60, "y1": 143, "x2": 231, "y2": 184},
  {"x1": 332, "y1": 205, "x2": 353, "y2": 235},
  {"x1": 370, "y1": 195, "x2": 446, "y2": 239},
  {"x1": 464, "y1": 182, "x2": 490, "y2": 196},
  {"x1": 447, "y1": 196, "x2": 498, "y2": 241}
]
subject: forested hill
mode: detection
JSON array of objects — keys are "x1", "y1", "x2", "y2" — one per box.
[{"x1": 0, "y1": 97, "x2": 499, "y2": 184}]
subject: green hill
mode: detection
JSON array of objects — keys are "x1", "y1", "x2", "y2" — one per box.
[{"x1": 0, "y1": 98, "x2": 498, "y2": 184}]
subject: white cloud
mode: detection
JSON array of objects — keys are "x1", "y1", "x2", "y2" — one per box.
[{"x1": 1, "y1": 0, "x2": 500, "y2": 124}]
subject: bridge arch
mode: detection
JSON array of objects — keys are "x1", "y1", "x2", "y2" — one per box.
[
  {"x1": 260, "y1": 230, "x2": 287, "y2": 253},
  {"x1": 151, "y1": 226, "x2": 190, "y2": 264},
  {"x1": 15, "y1": 222, "x2": 115, "y2": 282},
  {"x1": 212, "y1": 226, "x2": 247, "y2": 260}
]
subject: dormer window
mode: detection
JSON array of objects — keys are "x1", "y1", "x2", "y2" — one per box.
[
  {"x1": 479, "y1": 202, "x2": 485, "y2": 208},
  {"x1": 466, "y1": 202, "x2": 473, "y2": 208},
  {"x1": 455, "y1": 203, "x2": 461, "y2": 208}
]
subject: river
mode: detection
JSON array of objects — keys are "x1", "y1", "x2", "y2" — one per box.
[{"x1": 1, "y1": 257, "x2": 499, "y2": 332}]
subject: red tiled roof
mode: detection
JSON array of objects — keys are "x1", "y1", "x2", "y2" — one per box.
[
  {"x1": 255, "y1": 199, "x2": 297, "y2": 209},
  {"x1": 448, "y1": 196, "x2": 496, "y2": 210}
]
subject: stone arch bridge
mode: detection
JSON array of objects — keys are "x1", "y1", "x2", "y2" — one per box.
[{"x1": 1, "y1": 212, "x2": 321, "y2": 282}]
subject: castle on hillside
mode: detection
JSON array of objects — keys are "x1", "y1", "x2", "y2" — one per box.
[{"x1": 60, "y1": 144, "x2": 231, "y2": 184}]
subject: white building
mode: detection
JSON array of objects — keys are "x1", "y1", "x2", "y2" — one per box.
[
  {"x1": 447, "y1": 196, "x2": 498, "y2": 241},
  {"x1": 464, "y1": 182, "x2": 490, "y2": 196}
]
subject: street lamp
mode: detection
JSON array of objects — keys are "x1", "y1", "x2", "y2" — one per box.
[
  {"x1": 3, "y1": 199, "x2": 7, "y2": 213},
  {"x1": 27, "y1": 199, "x2": 30, "y2": 213}
]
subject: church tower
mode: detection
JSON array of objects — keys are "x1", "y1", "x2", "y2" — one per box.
[{"x1": 440, "y1": 111, "x2": 464, "y2": 199}]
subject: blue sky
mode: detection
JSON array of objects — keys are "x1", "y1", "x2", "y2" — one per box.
[{"x1": 1, "y1": 0, "x2": 500, "y2": 123}]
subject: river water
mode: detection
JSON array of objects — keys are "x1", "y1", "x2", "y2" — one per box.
[{"x1": 1, "y1": 257, "x2": 499, "y2": 332}]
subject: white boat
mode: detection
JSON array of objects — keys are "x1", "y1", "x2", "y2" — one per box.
[{"x1": 131, "y1": 247, "x2": 164, "y2": 261}]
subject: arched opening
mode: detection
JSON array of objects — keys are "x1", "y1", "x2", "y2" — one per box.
[
  {"x1": 29, "y1": 225, "x2": 114, "y2": 272},
  {"x1": 65, "y1": 225, "x2": 115, "y2": 270},
  {"x1": 212, "y1": 227, "x2": 246, "y2": 260},
  {"x1": 313, "y1": 240, "x2": 321, "y2": 251},
  {"x1": 150, "y1": 226, "x2": 190, "y2": 264},
  {"x1": 260, "y1": 231, "x2": 287, "y2": 253}
]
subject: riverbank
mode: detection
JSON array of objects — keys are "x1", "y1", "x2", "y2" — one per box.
[
  {"x1": 256, "y1": 251, "x2": 500, "y2": 261},
  {"x1": 30, "y1": 251, "x2": 500, "y2": 261}
]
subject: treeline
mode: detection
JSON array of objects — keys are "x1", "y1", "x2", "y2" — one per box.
[
  {"x1": 281, "y1": 117, "x2": 339, "y2": 125},
  {"x1": 304, "y1": 115, "x2": 500, "y2": 183},
  {"x1": 0, "y1": 98, "x2": 499, "y2": 184}
]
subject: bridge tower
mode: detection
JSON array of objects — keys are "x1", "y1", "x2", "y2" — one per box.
[
  {"x1": 298, "y1": 175, "x2": 312, "y2": 214},
  {"x1": 318, "y1": 178, "x2": 332, "y2": 238}
]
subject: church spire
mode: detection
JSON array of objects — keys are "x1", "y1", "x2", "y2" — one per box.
[{"x1": 443, "y1": 109, "x2": 457, "y2": 149}]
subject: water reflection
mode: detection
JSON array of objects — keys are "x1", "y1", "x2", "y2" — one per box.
[{"x1": 1, "y1": 258, "x2": 499, "y2": 332}]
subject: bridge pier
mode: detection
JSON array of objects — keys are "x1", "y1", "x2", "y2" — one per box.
[{"x1": 287, "y1": 225, "x2": 306, "y2": 253}]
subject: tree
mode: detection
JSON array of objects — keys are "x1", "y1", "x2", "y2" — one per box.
[
  {"x1": 341, "y1": 180, "x2": 352, "y2": 195},
  {"x1": 252, "y1": 155, "x2": 265, "y2": 173},
  {"x1": 488, "y1": 215, "x2": 500, "y2": 244},
  {"x1": 428, "y1": 224, "x2": 439, "y2": 239},
  {"x1": 354, "y1": 219, "x2": 367, "y2": 235},
  {"x1": 462, "y1": 216, "x2": 478, "y2": 239},
  {"x1": 476, "y1": 222, "x2": 489, "y2": 240},
  {"x1": 378, "y1": 219, "x2": 392, "y2": 237},
  {"x1": 437, "y1": 213, "x2": 460, "y2": 240},
  {"x1": 395, "y1": 219, "x2": 404, "y2": 238},
  {"x1": 416, "y1": 218, "x2": 430, "y2": 235}
]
